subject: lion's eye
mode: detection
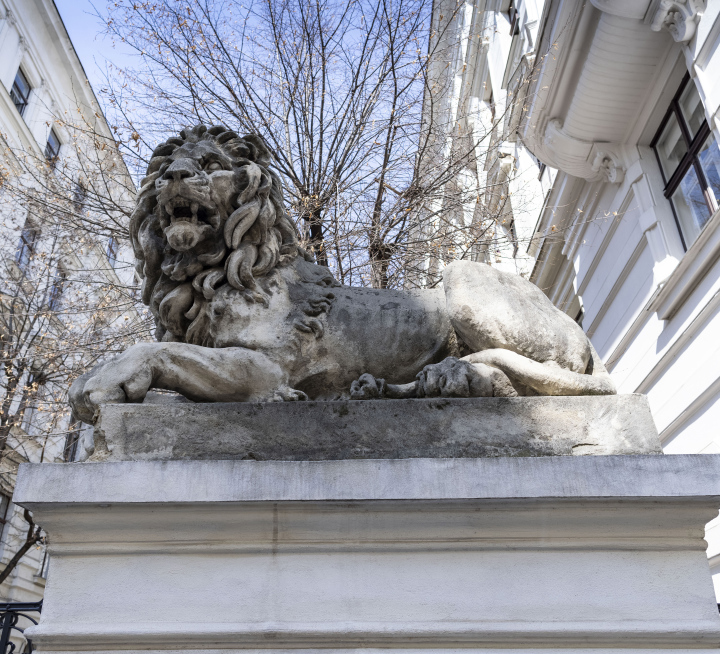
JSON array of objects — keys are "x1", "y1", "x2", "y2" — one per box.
[{"x1": 206, "y1": 161, "x2": 223, "y2": 172}]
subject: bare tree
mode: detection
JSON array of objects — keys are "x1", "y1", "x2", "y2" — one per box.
[
  {"x1": 0, "y1": 109, "x2": 150, "y2": 586},
  {"x1": 98, "y1": 0, "x2": 527, "y2": 288}
]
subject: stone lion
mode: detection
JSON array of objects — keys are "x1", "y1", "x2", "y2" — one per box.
[{"x1": 69, "y1": 124, "x2": 615, "y2": 424}]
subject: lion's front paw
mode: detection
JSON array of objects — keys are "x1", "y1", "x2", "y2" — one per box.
[
  {"x1": 69, "y1": 345, "x2": 156, "y2": 424},
  {"x1": 350, "y1": 373, "x2": 387, "y2": 400},
  {"x1": 271, "y1": 387, "x2": 309, "y2": 402},
  {"x1": 417, "y1": 357, "x2": 494, "y2": 398}
]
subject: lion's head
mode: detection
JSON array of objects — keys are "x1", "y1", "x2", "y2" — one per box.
[{"x1": 129, "y1": 124, "x2": 307, "y2": 345}]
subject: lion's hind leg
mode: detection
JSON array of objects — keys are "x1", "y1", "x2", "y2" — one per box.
[
  {"x1": 349, "y1": 357, "x2": 519, "y2": 400},
  {"x1": 463, "y1": 349, "x2": 616, "y2": 396}
]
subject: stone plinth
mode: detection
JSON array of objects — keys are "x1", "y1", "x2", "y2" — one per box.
[
  {"x1": 14, "y1": 454, "x2": 720, "y2": 654},
  {"x1": 91, "y1": 394, "x2": 661, "y2": 461}
]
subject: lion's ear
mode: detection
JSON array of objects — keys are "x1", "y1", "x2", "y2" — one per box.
[{"x1": 243, "y1": 134, "x2": 272, "y2": 166}]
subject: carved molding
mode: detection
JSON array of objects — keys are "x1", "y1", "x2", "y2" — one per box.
[
  {"x1": 591, "y1": 151, "x2": 625, "y2": 184},
  {"x1": 651, "y1": 0, "x2": 706, "y2": 42},
  {"x1": 589, "y1": 0, "x2": 651, "y2": 20}
]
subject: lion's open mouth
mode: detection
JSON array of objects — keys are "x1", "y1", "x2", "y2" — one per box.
[{"x1": 164, "y1": 197, "x2": 212, "y2": 225}]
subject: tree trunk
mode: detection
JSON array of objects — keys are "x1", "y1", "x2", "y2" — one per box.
[
  {"x1": 307, "y1": 210, "x2": 328, "y2": 268},
  {"x1": 0, "y1": 510, "x2": 43, "y2": 586}
]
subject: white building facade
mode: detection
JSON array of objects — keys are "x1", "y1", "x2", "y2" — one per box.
[
  {"x1": 0, "y1": 0, "x2": 135, "y2": 607},
  {"x1": 436, "y1": 0, "x2": 720, "y2": 595}
]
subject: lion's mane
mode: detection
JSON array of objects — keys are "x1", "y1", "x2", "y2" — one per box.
[{"x1": 129, "y1": 124, "x2": 305, "y2": 345}]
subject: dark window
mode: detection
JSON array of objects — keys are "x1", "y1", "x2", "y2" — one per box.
[
  {"x1": 64, "y1": 422, "x2": 81, "y2": 462},
  {"x1": 45, "y1": 128, "x2": 61, "y2": 164},
  {"x1": 15, "y1": 223, "x2": 39, "y2": 270},
  {"x1": 508, "y1": 0, "x2": 520, "y2": 36},
  {"x1": 0, "y1": 494, "x2": 10, "y2": 539},
  {"x1": 107, "y1": 236, "x2": 118, "y2": 269},
  {"x1": 9, "y1": 68, "x2": 31, "y2": 117},
  {"x1": 508, "y1": 219, "x2": 519, "y2": 257},
  {"x1": 48, "y1": 268, "x2": 67, "y2": 311},
  {"x1": 652, "y1": 74, "x2": 720, "y2": 249},
  {"x1": 37, "y1": 546, "x2": 49, "y2": 578},
  {"x1": 73, "y1": 181, "x2": 87, "y2": 213},
  {"x1": 0, "y1": 493, "x2": 10, "y2": 537}
]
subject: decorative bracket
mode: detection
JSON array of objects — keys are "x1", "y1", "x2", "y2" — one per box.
[
  {"x1": 591, "y1": 151, "x2": 625, "y2": 184},
  {"x1": 543, "y1": 119, "x2": 626, "y2": 183},
  {"x1": 651, "y1": 0, "x2": 706, "y2": 43}
]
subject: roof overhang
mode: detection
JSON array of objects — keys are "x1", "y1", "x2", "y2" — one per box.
[{"x1": 520, "y1": 0, "x2": 702, "y2": 183}]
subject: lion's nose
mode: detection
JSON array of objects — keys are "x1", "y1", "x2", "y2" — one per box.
[{"x1": 164, "y1": 158, "x2": 199, "y2": 181}]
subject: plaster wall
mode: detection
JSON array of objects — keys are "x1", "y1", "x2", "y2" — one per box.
[
  {"x1": 0, "y1": 0, "x2": 135, "y2": 607},
  {"x1": 520, "y1": 1, "x2": 720, "y2": 597},
  {"x1": 437, "y1": 0, "x2": 720, "y2": 601}
]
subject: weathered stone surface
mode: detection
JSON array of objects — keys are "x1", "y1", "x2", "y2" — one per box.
[
  {"x1": 68, "y1": 125, "x2": 617, "y2": 425},
  {"x1": 15, "y1": 454, "x2": 720, "y2": 504},
  {"x1": 88, "y1": 394, "x2": 661, "y2": 462}
]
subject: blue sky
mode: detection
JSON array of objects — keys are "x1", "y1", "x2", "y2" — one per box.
[{"x1": 54, "y1": 0, "x2": 136, "y2": 93}]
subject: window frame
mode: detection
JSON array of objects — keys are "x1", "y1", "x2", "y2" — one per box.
[
  {"x1": 48, "y1": 268, "x2": 67, "y2": 311},
  {"x1": 15, "y1": 223, "x2": 39, "y2": 270},
  {"x1": 651, "y1": 73, "x2": 718, "y2": 250},
  {"x1": 9, "y1": 68, "x2": 31, "y2": 117},
  {"x1": 508, "y1": 0, "x2": 520, "y2": 36},
  {"x1": 0, "y1": 494, "x2": 11, "y2": 542},
  {"x1": 73, "y1": 180, "x2": 87, "y2": 213},
  {"x1": 107, "y1": 235, "x2": 119, "y2": 269},
  {"x1": 63, "y1": 422, "x2": 81, "y2": 462},
  {"x1": 45, "y1": 128, "x2": 61, "y2": 165}
]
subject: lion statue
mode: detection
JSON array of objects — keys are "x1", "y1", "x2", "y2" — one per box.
[{"x1": 69, "y1": 124, "x2": 615, "y2": 424}]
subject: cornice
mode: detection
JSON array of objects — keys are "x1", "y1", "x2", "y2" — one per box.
[{"x1": 522, "y1": 0, "x2": 673, "y2": 183}]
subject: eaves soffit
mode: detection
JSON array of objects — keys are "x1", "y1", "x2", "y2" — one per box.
[{"x1": 522, "y1": 0, "x2": 703, "y2": 184}]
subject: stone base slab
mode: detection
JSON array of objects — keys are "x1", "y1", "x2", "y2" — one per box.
[
  {"x1": 33, "y1": 651, "x2": 720, "y2": 654},
  {"x1": 91, "y1": 394, "x2": 661, "y2": 461},
  {"x1": 14, "y1": 455, "x2": 720, "y2": 652}
]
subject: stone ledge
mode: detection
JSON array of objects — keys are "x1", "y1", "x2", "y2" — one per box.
[
  {"x1": 15, "y1": 455, "x2": 720, "y2": 504},
  {"x1": 90, "y1": 394, "x2": 661, "y2": 462},
  {"x1": 23, "y1": 620, "x2": 720, "y2": 650}
]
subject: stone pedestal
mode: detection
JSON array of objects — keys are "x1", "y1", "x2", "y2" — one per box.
[
  {"x1": 91, "y1": 395, "x2": 661, "y2": 461},
  {"x1": 14, "y1": 454, "x2": 720, "y2": 654}
]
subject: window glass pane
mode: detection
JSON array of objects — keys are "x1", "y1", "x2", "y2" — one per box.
[
  {"x1": 697, "y1": 132, "x2": 720, "y2": 212},
  {"x1": 107, "y1": 236, "x2": 118, "y2": 268},
  {"x1": 10, "y1": 69, "x2": 30, "y2": 117},
  {"x1": 45, "y1": 129, "x2": 60, "y2": 162},
  {"x1": 14, "y1": 69, "x2": 30, "y2": 98},
  {"x1": 655, "y1": 112, "x2": 687, "y2": 179},
  {"x1": 671, "y1": 165, "x2": 711, "y2": 247},
  {"x1": 679, "y1": 80, "x2": 705, "y2": 138},
  {"x1": 0, "y1": 494, "x2": 10, "y2": 524}
]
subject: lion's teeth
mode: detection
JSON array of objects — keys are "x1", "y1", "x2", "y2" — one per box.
[
  {"x1": 165, "y1": 203, "x2": 173, "y2": 216},
  {"x1": 191, "y1": 202, "x2": 199, "y2": 217}
]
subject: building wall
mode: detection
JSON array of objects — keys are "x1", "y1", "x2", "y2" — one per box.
[
  {"x1": 0, "y1": 0, "x2": 134, "y2": 604},
  {"x1": 528, "y1": 2, "x2": 720, "y2": 596},
  {"x1": 437, "y1": 0, "x2": 720, "y2": 596}
]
